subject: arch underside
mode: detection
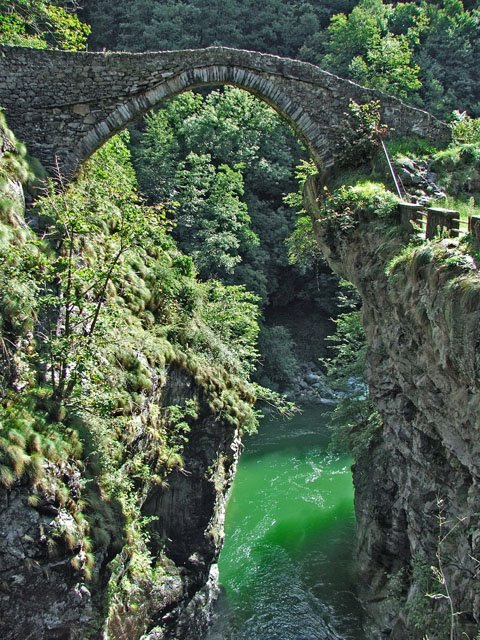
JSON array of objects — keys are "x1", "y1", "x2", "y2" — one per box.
[{"x1": 76, "y1": 65, "x2": 328, "y2": 176}]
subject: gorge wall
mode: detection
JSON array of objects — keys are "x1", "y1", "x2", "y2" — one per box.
[
  {"x1": 0, "y1": 118, "x2": 247, "y2": 640},
  {"x1": 0, "y1": 365, "x2": 241, "y2": 640},
  {"x1": 308, "y1": 177, "x2": 480, "y2": 639}
]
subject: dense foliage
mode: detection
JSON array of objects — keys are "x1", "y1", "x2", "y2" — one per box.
[
  {"x1": 0, "y1": 0, "x2": 90, "y2": 49},
  {"x1": 0, "y1": 125, "x2": 269, "y2": 447},
  {"x1": 132, "y1": 88, "x2": 311, "y2": 306},
  {"x1": 84, "y1": 0, "x2": 356, "y2": 55},
  {"x1": 318, "y1": 0, "x2": 422, "y2": 99},
  {"x1": 131, "y1": 87, "x2": 339, "y2": 387},
  {"x1": 0, "y1": 118, "x2": 297, "y2": 605}
]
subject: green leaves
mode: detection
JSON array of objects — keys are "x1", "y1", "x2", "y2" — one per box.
[
  {"x1": 201, "y1": 280, "x2": 260, "y2": 376},
  {"x1": 334, "y1": 100, "x2": 388, "y2": 169},
  {"x1": 134, "y1": 87, "x2": 302, "y2": 301},
  {"x1": 285, "y1": 159, "x2": 324, "y2": 272},
  {"x1": 172, "y1": 152, "x2": 256, "y2": 279},
  {"x1": 0, "y1": 0, "x2": 90, "y2": 50},
  {"x1": 451, "y1": 111, "x2": 480, "y2": 145},
  {"x1": 86, "y1": 0, "x2": 335, "y2": 56},
  {"x1": 27, "y1": 133, "x2": 170, "y2": 403},
  {"x1": 322, "y1": 0, "x2": 421, "y2": 100},
  {"x1": 318, "y1": 0, "x2": 480, "y2": 115},
  {"x1": 317, "y1": 181, "x2": 398, "y2": 238},
  {"x1": 349, "y1": 34, "x2": 421, "y2": 99},
  {"x1": 322, "y1": 3, "x2": 384, "y2": 76}
]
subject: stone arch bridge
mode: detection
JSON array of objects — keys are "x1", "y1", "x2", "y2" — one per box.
[{"x1": 0, "y1": 45, "x2": 449, "y2": 178}]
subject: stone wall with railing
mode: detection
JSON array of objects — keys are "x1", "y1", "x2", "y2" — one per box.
[{"x1": 399, "y1": 201, "x2": 479, "y2": 244}]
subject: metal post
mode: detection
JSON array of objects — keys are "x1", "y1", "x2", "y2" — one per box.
[{"x1": 380, "y1": 138, "x2": 405, "y2": 201}]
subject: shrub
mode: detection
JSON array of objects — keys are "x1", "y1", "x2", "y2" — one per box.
[
  {"x1": 451, "y1": 111, "x2": 480, "y2": 146},
  {"x1": 335, "y1": 100, "x2": 389, "y2": 168},
  {"x1": 316, "y1": 180, "x2": 399, "y2": 237}
]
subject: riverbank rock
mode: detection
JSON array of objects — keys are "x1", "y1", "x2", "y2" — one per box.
[
  {"x1": 394, "y1": 155, "x2": 445, "y2": 204},
  {"x1": 286, "y1": 362, "x2": 339, "y2": 404}
]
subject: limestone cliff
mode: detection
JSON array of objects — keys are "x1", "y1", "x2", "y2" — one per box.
[{"x1": 308, "y1": 175, "x2": 480, "y2": 639}]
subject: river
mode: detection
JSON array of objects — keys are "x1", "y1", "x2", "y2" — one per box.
[{"x1": 207, "y1": 405, "x2": 365, "y2": 640}]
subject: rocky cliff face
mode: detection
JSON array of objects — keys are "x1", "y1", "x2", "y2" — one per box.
[
  {"x1": 0, "y1": 366, "x2": 240, "y2": 640},
  {"x1": 308, "y1": 176, "x2": 480, "y2": 639},
  {"x1": 135, "y1": 367, "x2": 242, "y2": 640}
]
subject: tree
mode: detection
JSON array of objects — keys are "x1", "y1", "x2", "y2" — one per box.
[
  {"x1": 172, "y1": 153, "x2": 258, "y2": 280},
  {"x1": 256, "y1": 324, "x2": 299, "y2": 388},
  {"x1": 321, "y1": 0, "x2": 421, "y2": 100},
  {"x1": 0, "y1": 0, "x2": 90, "y2": 50},
  {"x1": 84, "y1": 0, "x2": 352, "y2": 58},
  {"x1": 32, "y1": 132, "x2": 168, "y2": 409},
  {"x1": 321, "y1": 0, "x2": 387, "y2": 76},
  {"x1": 133, "y1": 87, "x2": 305, "y2": 304},
  {"x1": 285, "y1": 159, "x2": 323, "y2": 272},
  {"x1": 414, "y1": 1, "x2": 480, "y2": 117},
  {"x1": 133, "y1": 93, "x2": 203, "y2": 203},
  {"x1": 349, "y1": 34, "x2": 421, "y2": 99}
]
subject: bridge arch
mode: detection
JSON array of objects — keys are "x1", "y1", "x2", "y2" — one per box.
[
  {"x1": 78, "y1": 64, "x2": 328, "y2": 175},
  {"x1": 0, "y1": 45, "x2": 449, "y2": 179}
]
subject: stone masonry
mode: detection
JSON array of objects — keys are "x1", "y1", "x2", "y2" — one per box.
[{"x1": 0, "y1": 45, "x2": 449, "y2": 178}]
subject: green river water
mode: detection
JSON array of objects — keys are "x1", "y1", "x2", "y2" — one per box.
[{"x1": 207, "y1": 405, "x2": 365, "y2": 640}]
